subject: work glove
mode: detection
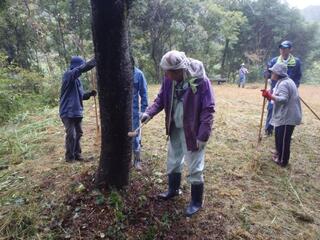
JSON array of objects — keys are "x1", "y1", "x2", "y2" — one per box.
[
  {"x1": 90, "y1": 90, "x2": 97, "y2": 97},
  {"x1": 261, "y1": 89, "x2": 273, "y2": 101},
  {"x1": 197, "y1": 140, "x2": 206, "y2": 150},
  {"x1": 140, "y1": 113, "x2": 151, "y2": 124}
]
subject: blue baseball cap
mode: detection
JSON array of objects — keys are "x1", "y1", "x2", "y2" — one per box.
[{"x1": 279, "y1": 40, "x2": 292, "y2": 49}]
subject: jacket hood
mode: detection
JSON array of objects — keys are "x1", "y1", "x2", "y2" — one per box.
[{"x1": 70, "y1": 56, "x2": 85, "y2": 69}]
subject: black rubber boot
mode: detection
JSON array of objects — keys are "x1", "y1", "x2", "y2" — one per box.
[
  {"x1": 158, "y1": 173, "x2": 182, "y2": 200},
  {"x1": 185, "y1": 183, "x2": 204, "y2": 217}
]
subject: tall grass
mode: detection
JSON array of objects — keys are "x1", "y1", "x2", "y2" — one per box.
[{"x1": 0, "y1": 107, "x2": 60, "y2": 166}]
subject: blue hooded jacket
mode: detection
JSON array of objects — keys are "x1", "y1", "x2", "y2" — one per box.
[
  {"x1": 59, "y1": 56, "x2": 96, "y2": 118},
  {"x1": 132, "y1": 67, "x2": 148, "y2": 128}
]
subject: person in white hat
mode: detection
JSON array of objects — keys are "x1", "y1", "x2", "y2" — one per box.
[
  {"x1": 141, "y1": 50, "x2": 215, "y2": 216},
  {"x1": 261, "y1": 62, "x2": 302, "y2": 167},
  {"x1": 238, "y1": 63, "x2": 249, "y2": 88}
]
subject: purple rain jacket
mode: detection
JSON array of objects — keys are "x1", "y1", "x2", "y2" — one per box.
[{"x1": 146, "y1": 77, "x2": 215, "y2": 151}]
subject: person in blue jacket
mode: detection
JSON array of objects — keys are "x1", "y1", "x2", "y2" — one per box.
[
  {"x1": 59, "y1": 56, "x2": 96, "y2": 162},
  {"x1": 132, "y1": 64, "x2": 148, "y2": 170},
  {"x1": 264, "y1": 41, "x2": 302, "y2": 135}
]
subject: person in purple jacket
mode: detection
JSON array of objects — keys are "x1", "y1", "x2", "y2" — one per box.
[{"x1": 140, "y1": 50, "x2": 215, "y2": 217}]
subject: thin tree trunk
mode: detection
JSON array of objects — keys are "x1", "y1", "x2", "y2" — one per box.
[
  {"x1": 56, "y1": 16, "x2": 68, "y2": 66},
  {"x1": 91, "y1": 0, "x2": 132, "y2": 189},
  {"x1": 52, "y1": 0, "x2": 68, "y2": 67},
  {"x1": 23, "y1": 0, "x2": 31, "y2": 17},
  {"x1": 221, "y1": 38, "x2": 229, "y2": 78}
]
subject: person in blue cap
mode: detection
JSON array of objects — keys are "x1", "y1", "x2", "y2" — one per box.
[
  {"x1": 264, "y1": 41, "x2": 302, "y2": 135},
  {"x1": 132, "y1": 58, "x2": 148, "y2": 170},
  {"x1": 59, "y1": 56, "x2": 97, "y2": 162}
]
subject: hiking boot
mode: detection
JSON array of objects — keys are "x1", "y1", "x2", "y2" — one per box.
[
  {"x1": 75, "y1": 155, "x2": 84, "y2": 161},
  {"x1": 186, "y1": 183, "x2": 204, "y2": 217},
  {"x1": 158, "y1": 173, "x2": 182, "y2": 200},
  {"x1": 134, "y1": 159, "x2": 142, "y2": 171},
  {"x1": 65, "y1": 158, "x2": 75, "y2": 163},
  {"x1": 270, "y1": 149, "x2": 278, "y2": 155},
  {"x1": 133, "y1": 151, "x2": 142, "y2": 171}
]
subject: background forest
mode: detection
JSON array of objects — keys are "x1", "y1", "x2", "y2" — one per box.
[{"x1": 0, "y1": 0, "x2": 320, "y2": 124}]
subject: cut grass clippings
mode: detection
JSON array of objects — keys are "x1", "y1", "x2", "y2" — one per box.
[{"x1": 0, "y1": 84, "x2": 319, "y2": 239}]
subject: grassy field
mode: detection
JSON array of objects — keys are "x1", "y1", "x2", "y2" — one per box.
[{"x1": 0, "y1": 83, "x2": 319, "y2": 239}]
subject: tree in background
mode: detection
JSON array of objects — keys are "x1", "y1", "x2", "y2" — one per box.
[
  {"x1": 0, "y1": 1, "x2": 37, "y2": 68},
  {"x1": 197, "y1": 1, "x2": 247, "y2": 78},
  {"x1": 91, "y1": 0, "x2": 132, "y2": 189},
  {"x1": 227, "y1": 0, "x2": 320, "y2": 82},
  {"x1": 130, "y1": 0, "x2": 199, "y2": 82}
]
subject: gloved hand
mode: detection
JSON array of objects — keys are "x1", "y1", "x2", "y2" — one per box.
[
  {"x1": 90, "y1": 90, "x2": 97, "y2": 97},
  {"x1": 197, "y1": 140, "x2": 206, "y2": 150},
  {"x1": 140, "y1": 113, "x2": 151, "y2": 124},
  {"x1": 261, "y1": 89, "x2": 273, "y2": 101}
]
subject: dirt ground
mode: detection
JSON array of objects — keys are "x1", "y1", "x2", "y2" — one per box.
[{"x1": 0, "y1": 83, "x2": 319, "y2": 239}]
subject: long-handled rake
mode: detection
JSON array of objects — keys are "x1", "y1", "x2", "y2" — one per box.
[
  {"x1": 300, "y1": 97, "x2": 320, "y2": 121},
  {"x1": 90, "y1": 70, "x2": 100, "y2": 144},
  {"x1": 257, "y1": 78, "x2": 269, "y2": 143},
  {"x1": 128, "y1": 122, "x2": 147, "y2": 137}
]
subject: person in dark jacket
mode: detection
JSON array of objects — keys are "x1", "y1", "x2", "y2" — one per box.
[
  {"x1": 59, "y1": 56, "x2": 96, "y2": 162},
  {"x1": 141, "y1": 50, "x2": 215, "y2": 217},
  {"x1": 264, "y1": 40, "x2": 302, "y2": 135}
]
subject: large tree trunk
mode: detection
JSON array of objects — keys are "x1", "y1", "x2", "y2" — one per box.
[{"x1": 90, "y1": 0, "x2": 132, "y2": 189}]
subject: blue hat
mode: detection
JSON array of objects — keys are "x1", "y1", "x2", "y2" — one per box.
[
  {"x1": 70, "y1": 56, "x2": 85, "y2": 69},
  {"x1": 279, "y1": 41, "x2": 292, "y2": 49}
]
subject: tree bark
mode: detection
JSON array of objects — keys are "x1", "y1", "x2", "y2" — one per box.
[
  {"x1": 90, "y1": 0, "x2": 132, "y2": 189},
  {"x1": 220, "y1": 38, "x2": 229, "y2": 78}
]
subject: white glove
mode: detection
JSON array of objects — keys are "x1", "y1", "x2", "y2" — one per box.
[
  {"x1": 197, "y1": 140, "x2": 206, "y2": 150},
  {"x1": 140, "y1": 113, "x2": 151, "y2": 124}
]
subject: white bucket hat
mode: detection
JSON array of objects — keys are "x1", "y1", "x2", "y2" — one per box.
[
  {"x1": 160, "y1": 50, "x2": 207, "y2": 79},
  {"x1": 269, "y1": 62, "x2": 288, "y2": 77}
]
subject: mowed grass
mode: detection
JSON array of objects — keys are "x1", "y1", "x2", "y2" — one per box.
[
  {"x1": 0, "y1": 83, "x2": 319, "y2": 239},
  {"x1": 143, "y1": 83, "x2": 320, "y2": 239}
]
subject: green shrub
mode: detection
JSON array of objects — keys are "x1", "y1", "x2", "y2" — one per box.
[
  {"x1": 304, "y1": 61, "x2": 320, "y2": 84},
  {"x1": 0, "y1": 91, "x2": 19, "y2": 123},
  {"x1": 0, "y1": 53, "x2": 59, "y2": 124},
  {"x1": 246, "y1": 64, "x2": 264, "y2": 83}
]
